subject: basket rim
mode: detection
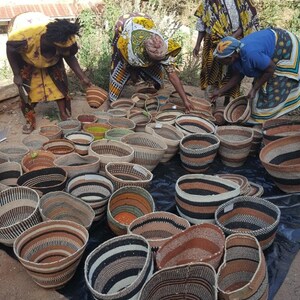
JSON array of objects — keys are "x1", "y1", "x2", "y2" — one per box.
[{"x1": 180, "y1": 133, "x2": 220, "y2": 151}]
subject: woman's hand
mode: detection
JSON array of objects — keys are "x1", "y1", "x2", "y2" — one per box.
[
  {"x1": 193, "y1": 46, "x2": 200, "y2": 58},
  {"x1": 247, "y1": 88, "x2": 257, "y2": 101},
  {"x1": 210, "y1": 90, "x2": 221, "y2": 103},
  {"x1": 184, "y1": 98, "x2": 194, "y2": 113}
]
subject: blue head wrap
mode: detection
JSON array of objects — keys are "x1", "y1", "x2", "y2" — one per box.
[{"x1": 213, "y1": 36, "x2": 244, "y2": 58}]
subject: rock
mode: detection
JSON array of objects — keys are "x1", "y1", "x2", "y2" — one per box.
[{"x1": 0, "y1": 82, "x2": 18, "y2": 102}]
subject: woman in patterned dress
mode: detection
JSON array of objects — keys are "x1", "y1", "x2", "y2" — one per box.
[{"x1": 109, "y1": 12, "x2": 193, "y2": 111}]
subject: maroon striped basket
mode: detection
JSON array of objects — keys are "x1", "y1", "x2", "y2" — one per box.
[{"x1": 224, "y1": 96, "x2": 251, "y2": 124}]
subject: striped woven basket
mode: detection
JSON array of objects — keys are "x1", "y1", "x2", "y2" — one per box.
[
  {"x1": 0, "y1": 143, "x2": 29, "y2": 163},
  {"x1": 216, "y1": 173, "x2": 250, "y2": 196},
  {"x1": 139, "y1": 263, "x2": 217, "y2": 300},
  {"x1": 57, "y1": 119, "x2": 81, "y2": 135},
  {"x1": 175, "y1": 174, "x2": 240, "y2": 224},
  {"x1": 104, "y1": 128, "x2": 135, "y2": 141},
  {"x1": 14, "y1": 220, "x2": 88, "y2": 288},
  {"x1": 77, "y1": 114, "x2": 98, "y2": 127},
  {"x1": 42, "y1": 139, "x2": 75, "y2": 156},
  {"x1": 22, "y1": 134, "x2": 49, "y2": 151},
  {"x1": 0, "y1": 187, "x2": 41, "y2": 247},
  {"x1": 86, "y1": 85, "x2": 108, "y2": 108},
  {"x1": 224, "y1": 96, "x2": 251, "y2": 124},
  {"x1": 246, "y1": 181, "x2": 264, "y2": 197},
  {"x1": 84, "y1": 234, "x2": 154, "y2": 300},
  {"x1": 64, "y1": 131, "x2": 94, "y2": 155},
  {"x1": 21, "y1": 150, "x2": 56, "y2": 173},
  {"x1": 110, "y1": 98, "x2": 135, "y2": 110},
  {"x1": 39, "y1": 125, "x2": 62, "y2": 140},
  {"x1": 0, "y1": 161, "x2": 23, "y2": 186},
  {"x1": 217, "y1": 233, "x2": 268, "y2": 300},
  {"x1": 129, "y1": 111, "x2": 152, "y2": 132},
  {"x1": 108, "y1": 117, "x2": 136, "y2": 130},
  {"x1": 250, "y1": 126, "x2": 263, "y2": 155},
  {"x1": 154, "y1": 109, "x2": 185, "y2": 125}
]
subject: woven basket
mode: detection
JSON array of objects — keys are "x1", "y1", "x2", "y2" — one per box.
[
  {"x1": 0, "y1": 183, "x2": 8, "y2": 192},
  {"x1": 159, "y1": 102, "x2": 186, "y2": 112},
  {"x1": 94, "y1": 111, "x2": 112, "y2": 124},
  {"x1": 86, "y1": 85, "x2": 108, "y2": 108},
  {"x1": 259, "y1": 135, "x2": 300, "y2": 193},
  {"x1": 105, "y1": 162, "x2": 153, "y2": 189},
  {"x1": 131, "y1": 93, "x2": 150, "y2": 108},
  {"x1": 217, "y1": 233, "x2": 268, "y2": 300},
  {"x1": 175, "y1": 174, "x2": 240, "y2": 224},
  {"x1": 216, "y1": 125, "x2": 254, "y2": 167},
  {"x1": 17, "y1": 167, "x2": 67, "y2": 196},
  {"x1": 83, "y1": 123, "x2": 111, "y2": 141},
  {"x1": 213, "y1": 107, "x2": 226, "y2": 125},
  {"x1": 0, "y1": 154, "x2": 9, "y2": 164},
  {"x1": 14, "y1": 220, "x2": 88, "y2": 288},
  {"x1": 156, "y1": 94, "x2": 169, "y2": 107},
  {"x1": 53, "y1": 153, "x2": 100, "y2": 178},
  {"x1": 0, "y1": 186, "x2": 41, "y2": 246},
  {"x1": 139, "y1": 262, "x2": 217, "y2": 300},
  {"x1": 129, "y1": 111, "x2": 152, "y2": 132},
  {"x1": 57, "y1": 119, "x2": 81, "y2": 135},
  {"x1": 154, "y1": 109, "x2": 184, "y2": 125},
  {"x1": 107, "y1": 186, "x2": 155, "y2": 236},
  {"x1": 42, "y1": 139, "x2": 75, "y2": 156},
  {"x1": 250, "y1": 126, "x2": 263, "y2": 155},
  {"x1": 65, "y1": 173, "x2": 114, "y2": 222},
  {"x1": 104, "y1": 128, "x2": 135, "y2": 141},
  {"x1": 110, "y1": 98, "x2": 135, "y2": 110},
  {"x1": 0, "y1": 161, "x2": 23, "y2": 186},
  {"x1": 246, "y1": 181, "x2": 264, "y2": 197},
  {"x1": 121, "y1": 132, "x2": 167, "y2": 171},
  {"x1": 108, "y1": 117, "x2": 136, "y2": 130},
  {"x1": 145, "y1": 123, "x2": 184, "y2": 162},
  {"x1": 136, "y1": 87, "x2": 158, "y2": 95},
  {"x1": 224, "y1": 96, "x2": 251, "y2": 124},
  {"x1": 145, "y1": 97, "x2": 159, "y2": 116},
  {"x1": 77, "y1": 114, "x2": 98, "y2": 127},
  {"x1": 156, "y1": 223, "x2": 225, "y2": 270},
  {"x1": 64, "y1": 131, "x2": 94, "y2": 155},
  {"x1": 84, "y1": 234, "x2": 153, "y2": 300},
  {"x1": 107, "y1": 108, "x2": 128, "y2": 118},
  {"x1": 188, "y1": 96, "x2": 213, "y2": 113},
  {"x1": 0, "y1": 143, "x2": 29, "y2": 163},
  {"x1": 39, "y1": 191, "x2": 95, "y2": 229},
  {"x1": 169, "y1": 91, "x2": 193, "y2": 107},
  {"x1": 128, "y1": 211, "x2": 190, "y2": 252},
  {"x1": 21, "y1": 150, "x2": 56, "y2": 173},
  {"x1": 22, "y1": 134, "x2": 49, "y2": 151},
  {"x1": 216, "y1": 173, "x2": 250, "y2": 196},
  {"x1": 179, "y1": 133, "x2": 220, "y2": 173},
  {"x1": 39, "y1": 125, "x2": 62, "y2": 140}
]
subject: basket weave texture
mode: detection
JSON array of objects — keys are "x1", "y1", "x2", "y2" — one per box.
[
  {"x1": 64, "y1": 131, "x2": 94, "y2": 155},
  {"x1": 108, "y1": 117, "x2": 136, "y2": 130},
  {"x1": 224, "y1": 96, "x2": 251, "y2": 124},
  {"x1": 21, "y1": 150, "x2": 56, "y2": 173},
  {"x1": 39, "y1": 125, "x2": 62, "y2": 140},
  {"x1": 0, "y1": 161, "x2": 23, "y2": 186},
  {"x1": 0, "y1": 143, "x2": 29, "y2": 163},
  {"x1": 22, "y1": 134, "x2": 49, "y2": 151},
  {"x1": 86, "y1": 85, "x2": 108, "y2": 108},
  {"x1": 83, "y1": 123, "x2": 111, "y2": 140},
  {"x1": 57, "y1": 119, "x2": 81, "y2": 135},
  {"x1": 104, "y1": 128, "x2": 135, "y2": 141},
  {"x1": 42, "y1": 139, "x2": 75, "y2": 156}
]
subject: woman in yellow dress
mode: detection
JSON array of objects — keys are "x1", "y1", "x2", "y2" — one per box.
[{"x1": 6, "y1": 12, "x2": 92, "y2": 133}]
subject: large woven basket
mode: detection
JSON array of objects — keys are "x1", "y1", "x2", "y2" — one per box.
[
  {"x1": 64, "y1": 131, "x2": 94, "y2": 155},
  {"x1": 188, "y1": 96, "x2": 213, "y2": 114},
  {"x1": 14, "y1": 220, "x2": 88, "y2": 288},
  {"x1": 145, "y1": 123, "x2": 184, "y2": 162},
  {"x1": 22, "y1": 134, "x2": 49, "y2": 151},
  {"x1": 57, "y1": 119, "x2": 81, "y2": 135},
  {"x1": 139, "y1": 263, "x2": 217, "y2": 300},
  {"x1": 42, "y1": 139, "x2": 75, "y2": 156},
  {"x1": 86, "y1": 85, "x2": 108, "y2": 109},
  {"x1": 65, "y1": 173, "x2": 114, "y2": 222},
  {"x1": 213, "y1": 107, "x2": 226, "y2": 126},
  {"x1": 107, "y1": 108, "x2": 128, "y2": 118},
  {"x1": 105, "y1": 162, "x2": 153, "y2": 189},
  {"x1": 224, "y1": 96, "x2": 251, "y2": 124},
  {"x1": 110, "y1": 98, "x2": 135, "y2": 110},
  {"x1": 217, "y1": 233, "x2": 268, "y2": 300},
  {"x1": 107, "y1": 186, "x2": 155, "y2": 236},
  {"x1": 53, "y1": 153, "x2": 100, "y2": 178},
  {"x1": 39, "y1": 125, "x2": 62, "y2": 140},
  {"x1": 0, "y1": 143, "x2": 29, "y2": 163},
  {"x1": 17, "y1": 167, "x2": 67, "y2": 196},
  {"x1": 154, "y1": 109, "x2": 185, "y2": 125},
  {"x1": 108, "y1": 117, "x2": 136, "y2": 130},
  {"x1": 83, "y1": 123, "x2": 111, "y2": 140},
  {"x1": 250, "y1": 126, "x2": 263, "y2": 155},
  {"x1": 259, "y1": 135, "x2": 300, "y2": 193},
  {"x1": 121, "y1": 132, "x2": 167, "y2": 171},
  {"x1": 104, "y1": 128, "x2": 135, "y2": 141},
  {"x1": 0, "y1": 187, "x2": 41, "y2": 246},
  {"x1": 129, "y1": 111, "x2": 152, "y2": 132},
  {"x1": 77, "y1": 114, "x2": 98, "y2": 127},
  {"x1": 179, "y1": 133, "x2": 220, "y2": 173},
  {"x1": 215, "y1": 196, "x2": 280, "y2": 250},
  {"x1": 175, "y1": 174, "x2": 240, "y2": 224},
  {"x1": 128, "y1": 211, "x2": 190, "y2": 252},
  {"x1": 21, "y1": 150, "x2": 56, "y2": 173},
  {"x1": 156, "y1": 223, "x2": 225, "y2": 270},
  {"x1": 84, "y1": 234, "x2": 153, "y2": 300},
  {"x1": 94, "y1": 111, "x2": 112, "y2": 124},
  {"x1": 0, "y1": 161, "x2": 23, "y2": 186},
  {"x1": 39, "y1": 191, "x2": 95, "y2": 229}
]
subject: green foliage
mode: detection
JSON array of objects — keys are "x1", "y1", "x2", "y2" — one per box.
[{"x1": 0, "y1": 61, "x2": 13, "y2": 81}]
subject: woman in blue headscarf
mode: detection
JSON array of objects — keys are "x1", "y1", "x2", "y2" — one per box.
[{"x1": 211, "y1": 28, "x2": 300, "y2": 123}]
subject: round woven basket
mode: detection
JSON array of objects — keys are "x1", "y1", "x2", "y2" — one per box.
[
  {"x1": 217, "y1": 233, "x2": 268, "y2": 299},
  {"x1": 0, "y1": 143, "x2": 29, "y2": 163},
  {"x1": 145, "y1": 97, "x2": 159, "y2": 116},
  {"x1": 136, "y1": 87, "x2": 158, "y2": 95},
  {"x1": 22, "y1": 134, "x2": 49, "y2": 151},
  {"x1": 213, "y1": 107, "x2": 226, "y2": 125},
  {"x1": 17, "y1": 167, "x2": 67, "y2": 196},
  {"x1": 216, "y1": 173, "x2": 250, "y2": 196},
  {"x1": 86, "y1": 85, "x2": 108, "y2": 109},
  {"x1": 94, "y1": 111, "x2": 112, "y2": 124},
  {"x1": 169, "y1": 91, "x2": 193, "y2": 107},
  {"x1": 224, "y1": 96, "x2": 251, "y2": 124},
  {"x1": 108, "y1": 117, "x2": 136, "y2": 130},
  {"x1": 107, "y1": 108, "x2": 128, "y2": 118},
  {"x1": 156, "y1": 223, "x2": 225, "y2": 270},
  {"x1": 21, "y1": 150, "x2": 56, "y2": 173},
  {"x1": 105, "y1": 162, "x2": 153, "y2": 189},
  {"x1": 139, "y1": 262, "x2": 217, "y2": 300},
  {"x1": 39, "y1": 125, "x2": 62, "y2": 140},
  {"x1": 250, "y1": 126, "x2": 263, "y2": 155},
  {"x1": 128, "y1": 111, "x2": 152, "y2": 132},
  {"x1": 77, "y1": 114, "x2": 98, "y2": 127},
  {"x1": 128, "y1": 211, "x2": 190, "y2": 252},
  {"x1": 64, "y1": 131, "x2": 94, "y2": 155},
  {"x1": 245, "y1": 181, "x2": 264, "y2": 197},
  {"x1": 104, "y1": 128, "x2": 135, "y2": 141},
  {"x1": 107, "y1": 186, "x2": 155, "y2": 236},
  {"x1": 57, "y1": 119, "x2": 81, "y2": 135},
  {"x1": 159, "y1": 102, "x2": 186, "y2": 112},
  {"x1": 42, "y1": 139, "x2": 75, "y2": 156},
  {"x1": 65, "y1": 173, "x2": 114, "y2": 222},
  {"x1": 154, "y1": 109, "x2": 184, "y2": 125},
  {"x1": 175, "y1": 174, "x2": 240, "y2": 224},
  {"x1": 131, "y1": 93, "x2": 150, "y2": 108},
  {"x1": 110, "y1": 98, "x2": 135, "y2": 110},
  {"x1": 84, "y1": 234, "x2": 153, "y2": 300},
  {"x1": 145, "y1": 123, "x2": 184, "y2": 162},
  {"x1": 0, "y1": 161, "x2": 23, "y2": 186},
  {"x1": 53, "y1": 153, "x2": 100, "y2": 177},
  {"x1": 188, "y1": 96, "x2": 213, "y2": 113},
  {"x1": 0, "y1": 186, "x2": 41, "y2": 246},
  {"x1": 179, "y1": 133, "x2": 220, "y2": 173},
  {"x1": 83, "y1": 123, "x2": 111, "y2": 141},
  {"x1": 155, "y1": 93, "x2": 169, "y2": 107},
  {"x1": 121, "y1": 132, "x2": 167, "y2": 171},
  {"x1": 14, "y1": 220, "x2": 89, "y2": 288},
  {"x1": 215, "y1": 196, "x2": 281, "y2": 250},
  {"x1": 39, "y1": 191, "x2": 95, "y2": 229},
  {"x1": 259, "y1": 135, "x2": 300, "y2": 193}
]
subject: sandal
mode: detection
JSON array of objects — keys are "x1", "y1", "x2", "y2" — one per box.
[{"x1": 22, "y1": 123, "x2": 34, "y2": 134}]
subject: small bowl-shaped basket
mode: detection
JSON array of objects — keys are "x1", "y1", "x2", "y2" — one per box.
[
  {"x1": 104, "y1": 128, "x2": 135, "y2": 141},
  {"x1": 131, "y1": 93, "x2": 150, "y2": 108},
  {"x1": 39, "y1": 191, "x2": 95, "y2": 229},
  {"x1": 105, "y1": 162, "x2": 153, "y2": 189},
  {"x1": 83, "y1": 123, "x2": 111, "y2": 141},
  {"x1": 64, "y1": 131, "x2": 94, "y2": 155},
  {"x1": 139, "y1": 263, "x2": 217, "y2": 300},
  {"x1": 107, "y1": 108, "x2": 128, "y2": 118},
  {"x1": 86, "y1": 85, "x2": 108, "y2": 109},
  {"x1": 0, "y1": 143, "x2": 29, "y2": 163},
  {"x1": 110, "y1": 98, "x2": 135, "y2": 110},
  {"x1": 22, "y1": 134, "x2": 49, "y2": 151},
  {"x1": 136, "y1": 87, "x2": 158, "y2": 95},
  {"x1": 57, "y1": 119, "x2": 81, "y2": 135},
  {"x1": 65, "y1": 173, "x2": 114, "y2": 222},
  {"x1": 128, "y1": 111, "x2": 152, "y2": 132},
  {"x1": 107, "y1": 186, "x2": 155, "y2": 236},
  {"x1": 0, "y1": 186, "x2": 41, "y2": 246},
  {"x1": 128, "y1": 211, "x2": 190, "y2": 252},
  {"x1": 169, "y1": 91, "x2": 193, "y2": 106},
  {"x1": 53, "y1": 153, "x2": 100, "y2": 178},
  {"x1": 224, "y1": 96, "x2": 251, "y2": 124},
  {"x1": 84, "y1": 234, "x2": 153, "y2": 300},
  {"x1": 156, "y1": 223, "x2": 225, "y2": 270},
  {"x1": 21, "y1": 150, "x2": 56, "y2": 173},
  {"x1": 245, "y1": 181, "x2": 264, "y2": 197},
  {"x1": 42, "y1": 139, "x2": 75, "y2": 156},
  {"x1": 145, "y1": 97, "x2": 159, "y2": 116},
  {"x1": 108, "y1": 117, "x2": 136, "y2": 130},
  {"x1": 17, "y1": 167, "x2": 67, "y2": 196},
  {"x1": 155, "y1": 109, "x2": 185, "y2": 125},
  {"x1": 77, "y1": 114, "x2": 98, "y2": 127},
  {"x1": 188, "y1": 96, "x2": 213, "y2": 113},
  {"x1": 14, "y1": 220, "x2": 89, "y2": 288},
  {"x1": 213, "y1": 107, "x2": 226, "y2": 125},
  {"x1": 94, "y1": 111, "x2": 112, "y2": 124},
  {"x1": 0, "y1": 161, "x2": 23, "y2": 186},
  {"x1": 216, "y1": 173, "x2": 250, "y2": 196},
  {"x1": 39, "y1": 125, "x2": 62, "y2": 140},
  {"x1": 215, "y1": 196, "x2": 280, "y2": 250},
  {"x1": 250, "y1": 126, "x2": 263, "y2": 155}
]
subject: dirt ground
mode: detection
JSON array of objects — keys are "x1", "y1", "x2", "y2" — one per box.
[{"x1": 0, "y1": 81, "x2": 299, "y2": 299}]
